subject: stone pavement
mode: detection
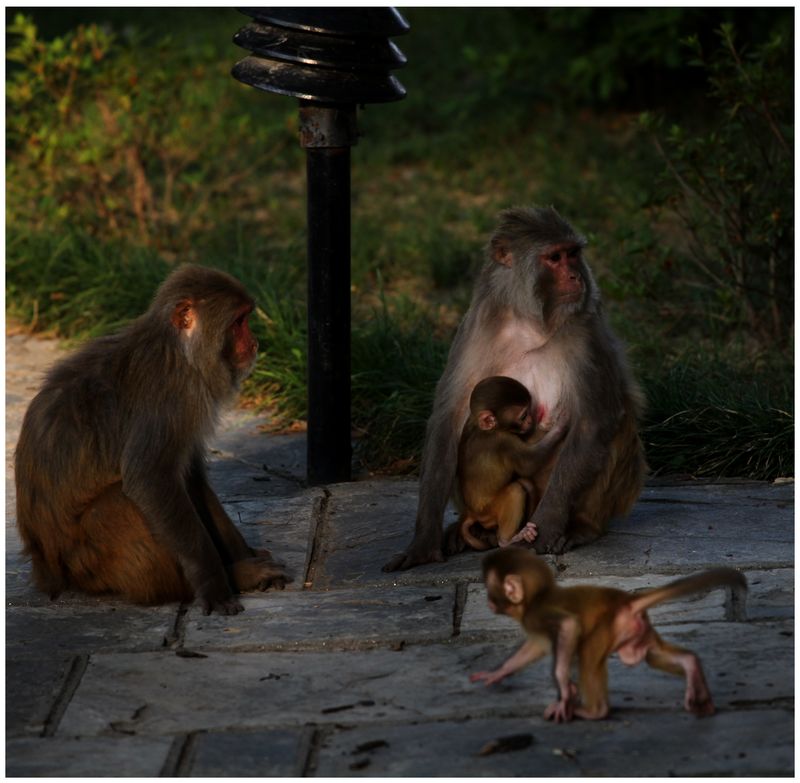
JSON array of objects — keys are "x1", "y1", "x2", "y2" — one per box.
[{"x1": 5, "y1": 332, "x2": 795, "y2": 776}]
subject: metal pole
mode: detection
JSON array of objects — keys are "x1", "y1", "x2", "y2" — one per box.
[{"x1": 301, "y1": 103, "x2": 357, "y2": 484}]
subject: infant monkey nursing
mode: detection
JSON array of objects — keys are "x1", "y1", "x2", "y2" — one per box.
[{"x1": 456, "y1": 376, "x2": 566, "y2": 551}]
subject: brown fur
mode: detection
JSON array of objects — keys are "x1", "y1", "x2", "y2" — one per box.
[
  {"x1": 385, "y1": 207, "x2": 646, "y2": 571},
  {"x1": 15, "y1": 265, "x2": 289, "y2": 613},
  {"x1": 473, "y1": 549, "x2": 746, "y2": 721}
]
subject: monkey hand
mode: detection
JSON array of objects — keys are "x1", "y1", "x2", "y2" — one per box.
[
  {"x1": 469, "y1": 669, "x2": 508, "y2": 686},
  {"x1": 233, "y1": 557, "x2": 292, "y2": 592},
  {"x1": 543, "y1": 698, "x2": 575, "y2": 723},
  {"x1": 382, "y1": 537, "x2": 445, "y2": 572},
  {"x1": 544, "y1": 681, "x2": 579, "y2": 722}
]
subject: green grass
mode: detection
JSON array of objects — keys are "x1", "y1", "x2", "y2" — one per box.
[
  {"x1": 642, "y1": 363, "x2": 793, "y2": 479},
  {"x1": 5, "y1": 8, "x2": 793, "y2": 480}
]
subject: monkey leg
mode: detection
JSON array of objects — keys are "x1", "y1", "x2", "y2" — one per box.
[
  {"x1": 571, "y1": 413, "x2": 646, "y2": 540},
  {"x1": 573, "y1": 654, "x2": 610, "y2": 720},
  {"x1": 187, "y1": 463, "x2": 290, "y2": 592},
  {"x1": 645, "y1": 633, "x2": 715, "y2": 717},
  {"x1": 442, "y1": 519, "x2": 469, "y2": 555},
  {"x1": 485, "y1": 482, "x2": 529, "y2": 547},
  {"x1": 563, "y1": 514, "x2": 602, "y2": 549},
  {"x1": 76, "y1": 483, "x2": 193, "y2": 604},
  {"x1": 18, "y1": 515, "x2": 71, "y2": 599}
]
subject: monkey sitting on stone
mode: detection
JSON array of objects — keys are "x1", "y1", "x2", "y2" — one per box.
[
  {"x1": 455, "y1": 376, "x2": 567, "y2": 551},
  {"x1": 15, "y1": 264, "x2": 290, "y2": 615}
]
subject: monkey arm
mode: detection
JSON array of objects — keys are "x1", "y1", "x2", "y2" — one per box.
[
  {"x1": 186, "y1": 457, "x2": 255, "y2": 562},
  {"x1": 543, "y1": 614, "x2": 581, "y2": 722},
  {"x1": 469, "y1": 635, "x2": 550, "y2": 686},
  {"x1": 510, "y1": 421, "x2": 569, "y2": 476},
  {"x1": 120, "y1": 435, "x2": 240, "y2": 614}
]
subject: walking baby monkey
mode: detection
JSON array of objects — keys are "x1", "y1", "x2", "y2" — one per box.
[
  {"x1": 471, "y1": 548, "x2": 746, "y2": 721},
  {"x1": 456, "y1": 376, "x2": 566, "y2": 550}
]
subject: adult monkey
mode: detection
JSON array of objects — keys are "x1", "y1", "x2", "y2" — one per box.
[
  {"x1": 16, "y1": 265, "x2": 289, "y2": 614},
  {"x1": 385, "y1": 206, "x2": 645, "y2": 570}
]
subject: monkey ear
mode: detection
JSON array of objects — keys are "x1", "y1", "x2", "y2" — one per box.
[
  {"x1": 503, "y1": 574, "x2": 524, "y2": 605},
  {"x1": 477, "y1": 411, "x2": 496, "y2": 431},
  {"x1": 490, "y1": 238, "x2": 514, "y2": 268},
  {"x1": 171, "y1": 300, "x2": 197, "y2": 334}
]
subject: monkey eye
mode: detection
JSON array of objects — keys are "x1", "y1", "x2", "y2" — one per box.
[
  {"x1": 567, "y1": 247, "x2": 581, "y2": 259},
  {"x1": 548, "y1": 252, "x2": 561, "y2": 263}
]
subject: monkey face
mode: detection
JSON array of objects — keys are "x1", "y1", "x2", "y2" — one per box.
[
  {"x1": 505, "y1": 403, "x2": 534, "y2": 435},
  {"x1": 539, "y1": 243, "x2": 585, "y2": 302},
  {"x1": 226, "y1": 306, "x2": 258, "y2": 376},
  {"x1": 485, "y1": 571, "x2": 517, "y2": 617}
]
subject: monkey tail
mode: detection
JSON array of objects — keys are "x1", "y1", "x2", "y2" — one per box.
[
  {"x1": 460, "y1": 515, "x2": 491, "y2": 551},
  {"x1": 629, "y1": 568, "x2": 747, "y2": 614}
]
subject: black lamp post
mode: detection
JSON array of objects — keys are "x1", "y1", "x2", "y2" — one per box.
[{"x1": 232, "y1": 7, "x2": 409, "y2": 486}]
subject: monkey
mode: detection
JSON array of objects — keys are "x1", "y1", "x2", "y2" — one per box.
[
  {"x1": 385, "y1": 206, "x2": 646, "y2": 571},
  {"x1": 15, "y1": 264, "x2": 290, "y2": 615},
  {"x1": 470, "y1": 548, "x2": 747, "y2": 722},
  {"x1": 456, "y1": 376, "x2": 567, "y2": 551}
]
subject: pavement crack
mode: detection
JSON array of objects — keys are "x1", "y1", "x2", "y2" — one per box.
[
  {"x1": 166, "y1": 603, "x2": 191, "y2": 650},
  {"x1": 303, "y1": 488, "x2": 331, "y2": 588},
  {"x1": 300, "y1": 725, "x2": 326, "y2": 777},
  {"x1": 41, "y1": 654, "x2": 88, "y2": 738},
  {"x1": 160, "y1": 732, "x2": 197, "y2": 776},
  {"x1": 452, "y1": 582, "x2": 468, "y2": 637}
]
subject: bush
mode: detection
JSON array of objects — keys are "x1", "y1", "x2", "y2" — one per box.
[{"x1": 640, "y1": 23, "x2": 793, "y2": 349}]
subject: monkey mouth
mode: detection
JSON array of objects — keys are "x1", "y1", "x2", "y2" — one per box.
[{"x1": 556, "y1": 289, "x2": 583, "y2": 303}]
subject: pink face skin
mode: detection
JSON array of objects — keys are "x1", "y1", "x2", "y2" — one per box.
[
  {"x1": 540, "y1": 243, "x2": 584, "y2": 301},
  {"x1": 230, "y1": 306, "x2": 258, "y2": 371}
]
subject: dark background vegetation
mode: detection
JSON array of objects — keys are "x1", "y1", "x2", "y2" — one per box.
[{"x1": 6, "y1": 8, "x2": 794, "y2": 480}]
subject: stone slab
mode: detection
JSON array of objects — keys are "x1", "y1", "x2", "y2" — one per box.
[
  {"x1": 208, "y1": 409, "x2": 306, "y2": 498},
  {"x1": 6, "y1": 655, "x2": 74, "y2": 738},
  {"x1": 312, "y1": 480, "x2": 485, "y2": 589},
  {"x1": 5, "y1": 736, "x2": 174, "y2": 777},
  {"x1": 219, "y1": 489, "x2": 325, "y2": 590},
  {"x1": 640, "y1": 480, "x2": 794, "y2": 507},
  {"x1": 187, "y1": 727, "x2": 311, "y2": 777},
  {"x1": 59, "y1": 622, "x2": 792, "y2": 738},
  {"x1": 745, "y1": 568, "x2": 796, "y2": 620},
  {"x1": 184, "y1": 585, "x2": 456, "y2": 651},
  {"x1": 314, "y1": 709, "x2": 794, "y2": 777},
  {"x1": 310, "y1": 480, "x2": 794, "y2": 589},
  {"x1": 7, "y1": 603, "x2": 176, "y2": 655}
]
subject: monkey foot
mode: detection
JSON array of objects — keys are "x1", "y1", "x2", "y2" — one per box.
[
  {"x1": 382, "y1": 542, "x2": 445, "y2": 572},
  {"x1": 233, "y1": 557, "x2": 292, "y2": 592},
  {"x1": 686, "y1": 695, "x2": 715, "y2": 717},
  {"x1": 200, "y1": 596, "x2": 244, "y2": 616},
  {"x1": 501, "y1": 522, "x2": 538, "y2": 547}
]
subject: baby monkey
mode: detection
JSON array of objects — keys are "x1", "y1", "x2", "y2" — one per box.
[
  {"x1": 471, "y1": 548, "x2": 747, "y2": 721},
  {"x1": 457, "y1": 376, "x2": 566, "y2": 550}
]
